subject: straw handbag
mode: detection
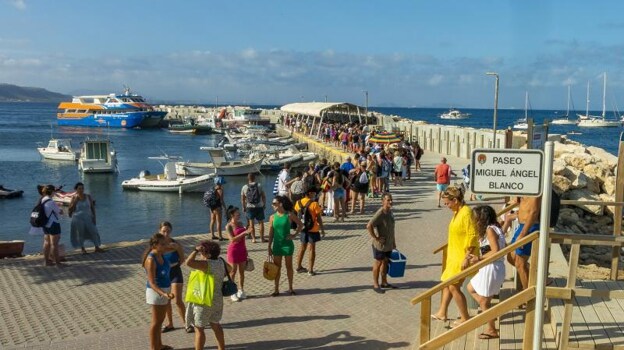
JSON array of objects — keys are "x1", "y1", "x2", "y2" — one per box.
[{"x1": 263, "y1": 256, "x2": 279, "y2": 280}]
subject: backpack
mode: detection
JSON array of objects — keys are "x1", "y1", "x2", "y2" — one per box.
[
  {"x1": 550, "y1": 189, "x2": 561, "y2": 228},
  {"x1": 302, "y1": 174, "x2": 316, "y2": 193},
  {"x1": 359, "y1": 171, "x2": 369, "y2": 184},
  {"x1": 202, "y1": 186, "x2": 220, "y2": 207},
  {"x1": 30, "y1": 198, "x2": 53, "y2": 228},
  {"x1": 246, "y1": 183, "x2": 261, "y2": 205},
  {"x1": 297, "y1": 199, "x2": 315, "y2": 233}
]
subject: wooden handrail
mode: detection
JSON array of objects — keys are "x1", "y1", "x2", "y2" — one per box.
[
  {"x1": 419, "y1": 287, "x2": 536, "y2": 349},
  {"x1": 411, "y1": 232, "x2": 537, "y2": 305},
  {"x1": 561, "y1": 200, "x2": 624, "y2": 206},
  {"x1": 431, "y1": 202, "x2": 519, "y2": 255},
  {"x1": 550, "y1": 232, "x2": 624, "y2": 246}
]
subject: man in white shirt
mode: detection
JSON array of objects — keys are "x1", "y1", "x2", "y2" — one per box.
[{"x1": 277, "y1": 163, "x2": 291, "y2": 197}]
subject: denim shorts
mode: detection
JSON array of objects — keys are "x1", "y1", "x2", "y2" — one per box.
[{"x1": 44, "y1": 222, "x2": 61, "y2": 236}]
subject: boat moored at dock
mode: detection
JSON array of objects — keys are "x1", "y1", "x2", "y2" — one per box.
[
  {"x1": 57, "y1": 87, "x2": 166, "y2": 128},
  {"x1": 78, "y1": 139, "x2": 118, "y2": 173},
  {"x1": 122, "y1": 157, "x2": 215, "y2": 192},
  {"x1": 37, "y1": 138, "x2": 79, "y2": 161}
]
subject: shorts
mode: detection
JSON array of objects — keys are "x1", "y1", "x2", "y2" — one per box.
[
  {"x1": 372, "y1": 246, "x2": 392, "y2": 261},
  {"x1": 333, "y1": 188, "x2": 345, "y2": 199},
  {"x1": 300, "y1": 232, "x2": 321, "y2": 244},
  {"x1": 246, "y1": 207, "x2": 265, "y2": 221},
  {"x1": 146, "y1": 287, "x2": 171, "y2": 305},
  {"x1": 44, "y1": 222, "x2": 61, "y2": 235},
  {"x1": 209, "y1": 205, "x2": 221, "y2": 212},
  {"x1": 170, "y1": 265, "x2": 184, "y2": 284},
  {"x1": 393, "y1": 171, "x2": 402, "y2": 177},
  {"x1": 436, "y1": 184, "x2": 449, "y2": 192},
  {"x1": 511, "y1": 223, "x2": 540, "y2": 256}
]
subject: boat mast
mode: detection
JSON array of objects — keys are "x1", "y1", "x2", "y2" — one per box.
[
  {"x1": 585, "y1": 81, "x2": 590, "y2": 119},
  {"x1": 524, "y1": 91, "x2": 528, "y2": 120},
  {"x1": 566, "y1": 85, "x2": 570, "y2": 118},
  {"x1": 602, "y1": 72, "x2": 607, "y2": 120}
]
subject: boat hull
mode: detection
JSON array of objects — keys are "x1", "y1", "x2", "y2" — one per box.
[
  {"x1": 138, "y1": 111, "x2": 167, "y2": 128},
  {"x1": 578, "y1": 119, "x2": 621, "y2": 128},
  {"x1": 58, "y1": 112, "x2": 146, "y2": 128},
  {"x1": 175, "y1": 159, "x2": 262, "y2": 176},
  {"x1": 551, "y1": 119, "x2": 577, "y2": 125},
  {"x1": 37, "y1": 149, "x2": 78, "y2": 161},
  {"x1": 122, "y1": 174, "x2": 215, "y2": 192}
]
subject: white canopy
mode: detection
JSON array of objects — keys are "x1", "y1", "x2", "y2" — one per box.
[{"x1": 280, "y1": 102, "x2": 363, "y2": 118}]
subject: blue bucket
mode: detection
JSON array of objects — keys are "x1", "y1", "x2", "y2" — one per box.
[{"x1": 388, "y1": 249, "x2": 407, "y2": 278}]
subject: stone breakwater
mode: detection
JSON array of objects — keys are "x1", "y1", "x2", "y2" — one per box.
[{"x1": 552, "y1": 139, "x2": 622, "y2": 266}]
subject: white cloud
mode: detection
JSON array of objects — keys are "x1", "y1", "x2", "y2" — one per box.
[
  {"x1": 3, "y1": 40, "x2": 624, "y2": 108},
  {"x1": 428, "y1": 74, "x2": 444, "y2": 86},
  {"x1": 8, "y1": 0, "x2": 26, "y2": 10}
]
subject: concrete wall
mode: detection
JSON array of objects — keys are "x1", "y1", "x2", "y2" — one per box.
[{"x1": 378, "y1": 115, "x2": 527, "y2": 160}]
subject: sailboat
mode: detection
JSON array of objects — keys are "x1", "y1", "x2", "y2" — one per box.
[
  {"x1": 578, "y1": 73, "x2": 622, "y2": 128},
  {"x1": 551, "y1": 85, "x2": 577, "y2": 125},
  {"x1": 513, "y1": 92, "x2": 530, "y2": 130}
]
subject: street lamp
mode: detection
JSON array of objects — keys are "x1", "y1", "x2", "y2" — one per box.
[
  {"x1": 486, "y1": 72, "x2": 499, "y2": 148},
  {"x1": 325, "y1": 95, "x2": 328, "y2": 103},
  {"x1": 362, "y1": 90, "x2": 369, "y2": 124}
]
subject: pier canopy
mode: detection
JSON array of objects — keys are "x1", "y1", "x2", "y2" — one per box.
[{"x1": 280, "y1": 102, "x2": 363, "y2": 119}]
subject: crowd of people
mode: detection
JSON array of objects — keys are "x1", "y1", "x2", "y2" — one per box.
[{"x1": 29, "y1": 118, "x2": 536, "y2": 348}]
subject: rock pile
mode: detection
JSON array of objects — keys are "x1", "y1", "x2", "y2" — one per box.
[{"x1": 552, "y1": 139, "x2": 622, "y2": 265}]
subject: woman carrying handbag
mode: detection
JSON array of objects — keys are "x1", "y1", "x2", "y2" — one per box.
[
  {"x1": 185, "y1": 240, "x2": 231, "y2": 350},
  {"x1": 267, "y1": 195, "x2": 303, "y2": 296},
  {"x1": 224, "y1": 206, "x2": 252, "y2": 302}
]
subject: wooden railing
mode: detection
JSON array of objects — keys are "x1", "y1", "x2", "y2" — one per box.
[{"x1": 411, "y1": 232, "x2": 539, "y2": 349}]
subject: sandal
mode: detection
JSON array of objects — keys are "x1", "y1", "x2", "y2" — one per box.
[
  {"x1": 160, "y1": 346, "x2": 173, "y2": 350},
  {"x1": 430, "y1": 314, "x2": 448, "y2": 322},
  {"x1": 270, "y1": 291, "x2": 280, "y2": 297},
  {"x1": 479, "y1": 332, "x2": 499, "y2": 340},
  {"x1": 185, "y1": 326, "x2": 195, "y2": 333},
  {"x1": 289, "y1": 290, "x2": 296, "y2": 296},
  {"x1": 211, "y1": 235, "x2": 218, "y2": 240},
  {"x1": 161, "y1": 325, "x2": 175, "y2": 333},
  {"x1": 380, "y1": 283, "x2": 398, "y2": 289}
]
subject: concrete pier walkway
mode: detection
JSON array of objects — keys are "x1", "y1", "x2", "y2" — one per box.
[{"x1": 0, "y1": 150, "x2": 490, "y2": 349}]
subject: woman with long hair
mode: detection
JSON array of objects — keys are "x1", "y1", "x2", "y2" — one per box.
[
  {"x1": 159, "y1": 222, "x2": 189, "y2": 334},
  {"x1": 466, "y1": 205, "x2": 506, "y2": 339},
  {"x1": 68, "y1": 182, "x2": 103, "y2": 254},
  {"x1": 142, "y1": 233, "x2": 174, "y2": 350},
  {"x1": 41, "y1": 184, "x2": 64, "y2": 266},
  {"x1": 185, "y1": 240, "x2": 230, "y2": 350},
  {"x1": 431, "y1": 186, "x2": 479, "y2": 327},
  {"x1": 225, "y1": 206, "x2": 252, "y2": 302},
  {"x1": 331, "y1": 167, "x2": 349, "y2": 222},
  {"x1": 209, "y1": 177, "x2": 227, "y2": 240},
  {"x1": 268, "y1": 195, "x2": 302, "y2": 296}
]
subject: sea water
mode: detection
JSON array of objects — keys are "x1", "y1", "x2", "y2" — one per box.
[{"x1": 0, "y1": 103, "x2": 621, "y2": 253}]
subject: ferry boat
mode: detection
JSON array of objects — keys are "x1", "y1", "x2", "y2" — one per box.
[{"x1": 57, "y1": 88, "x2": 166, "y2": 128}]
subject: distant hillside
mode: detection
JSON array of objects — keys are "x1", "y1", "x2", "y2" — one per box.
[{"x1": 0, "y1": 83, "x2": 70, "y2": 102}]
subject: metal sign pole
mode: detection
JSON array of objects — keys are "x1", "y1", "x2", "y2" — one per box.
[{"x1": 532, "y1": 141, "x2": 554, "y2": 349}]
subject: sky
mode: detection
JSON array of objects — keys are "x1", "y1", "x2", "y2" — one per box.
[{"x1": 2, "y1": 0, "x2": 624, "y2": 109}]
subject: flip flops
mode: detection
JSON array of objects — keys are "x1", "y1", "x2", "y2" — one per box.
[
  {"x1": 430, "y1": 314, "x2": 448, "y2": 322},
  {"x1": 479, "y1": 332, "x2": 499, "y2": 340},
  {"x1": 161, "y1": 325, "x2": 174, "y2": 333}
]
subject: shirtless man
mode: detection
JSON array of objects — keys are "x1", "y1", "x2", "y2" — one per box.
[{"x1": 506, "y1": 196, "x2": 540, "y2": 291}]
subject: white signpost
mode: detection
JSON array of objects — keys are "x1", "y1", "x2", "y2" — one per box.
[
  {"x1": 470, "y1": 144, "x2": 554, "y2": 350},
  {"x1": 470, "y1": 148, "x2": 544, "y2": 197}
]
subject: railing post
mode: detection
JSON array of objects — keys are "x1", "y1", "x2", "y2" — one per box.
[
  {"x1": 611, "y1": 132, "x2": 624, "y2": 280},
  {"x1": 420, "y1": 297, "x2": 431, "y2": 345},
  {"x1": 523, "y1": 238, "x2": 540, "y2": 349},
  {"x1": 559, "y1": 243, "x2": 580, "y2": 349}
]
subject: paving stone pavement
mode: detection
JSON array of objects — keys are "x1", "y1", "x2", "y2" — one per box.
[{"x1": 0, "y1": 150, "x2": 472, "y2": 350}]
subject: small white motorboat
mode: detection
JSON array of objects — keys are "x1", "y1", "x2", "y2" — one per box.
[
  {"x1": 440, "y1": 109, "x2": 470, "y2": 120},
  {"x1": 175, "y1": 148, "x2": 263, "y2": 176},
  {"x1": 37, "y1": 139, "x2": 79, "y2": 161},
  {"x1": 122, "y1": 157, "x2": 215, "y2": 192},
  {"x1": 79, "y1": 138, "x2": 118, "y2": 173},
  {"x1": 0, "y1": 185, "x2": 23, "y2": 199}
]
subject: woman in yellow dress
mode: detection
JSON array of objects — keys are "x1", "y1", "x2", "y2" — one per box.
[{"x1": 431, "y1": 186, "x2": 479, "y2": 327}]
